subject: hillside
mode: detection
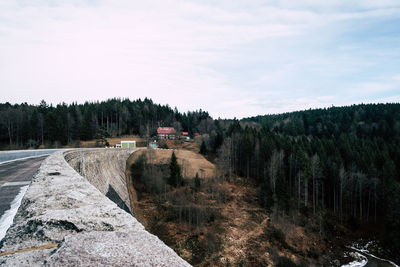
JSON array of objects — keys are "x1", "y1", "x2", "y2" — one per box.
[{"x1": 125, "y1": 148, "x2": 334, "y2": 266}]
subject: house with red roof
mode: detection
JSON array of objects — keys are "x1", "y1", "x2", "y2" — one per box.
[{"x1": 157, "y1": 127, "x2": 176, "y2": 140}]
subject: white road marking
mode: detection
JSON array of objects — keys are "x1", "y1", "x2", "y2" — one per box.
[
  {"x1": 0, "y1": 185, "x2": 29, "y2": 241},
  {"x1": 1, "y1": 181, "x2": 31, "y2": 187},
  {"x1": 0, "y1": 154, "x2": 50, "y2": 166}
]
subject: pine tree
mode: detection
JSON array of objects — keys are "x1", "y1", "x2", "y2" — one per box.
[
  {"x1": 200, "y1": 140, "x2": 207, "y2": 155},
  {"x1": 168, "y1": 152, "x2": 182, "y2": 187},
  {"x1": 194, "y1": 172, "x2": 201, "y2": 191}
]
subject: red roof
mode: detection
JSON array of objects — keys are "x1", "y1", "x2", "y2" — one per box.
[
  {"x1": 157, "y1": 127, "x2": 176, "y2": 134},
  {"x1": 181, "y1": 132, "x2": 189, "y2": 136},
  {"x1": 194, "y1": 133, "x2": 199, "y2": 136}
]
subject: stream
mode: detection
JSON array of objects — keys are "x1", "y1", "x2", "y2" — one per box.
[{"x1": 342, "y1": 241, "x2": 399, "y2": 267}]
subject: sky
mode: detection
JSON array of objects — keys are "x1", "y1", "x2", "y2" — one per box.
[{"x1": 1, "y1": 0, "x2": 400, "y2": 119}]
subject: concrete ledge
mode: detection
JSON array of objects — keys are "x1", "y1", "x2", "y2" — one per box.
[
  {"x1": 64, "y1": 149, "x2": 134, "y2": 214},
  {"x1": 0, "y1": 150, "x2": 190, "y2": 266}
]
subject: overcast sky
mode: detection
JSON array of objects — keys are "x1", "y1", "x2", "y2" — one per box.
[{"x1": 1, "y1": 0, "x2": 400, "y2": 118}]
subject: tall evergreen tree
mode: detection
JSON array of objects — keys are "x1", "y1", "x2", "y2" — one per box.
[
  {"x1": 200, "y1": 140, "x2": 208, "y2": 155},
  {"x1": 168, "y1": 152, "x2": 182, "y2": 187}
]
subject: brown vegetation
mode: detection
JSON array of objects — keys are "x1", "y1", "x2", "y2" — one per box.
[
  {"x1": 156, "y1": 138, "x2": 203, "y2": 153},
  {"x1": 127, "y1": 149, "x2": 216, "y2": 179},
  {"x1": 125, "y1": 149, "x2": 332, "y2": 266}
]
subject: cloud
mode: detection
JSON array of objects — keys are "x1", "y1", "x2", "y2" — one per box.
[
  {"x1": 0, "y1": 0, "x2": 399, "y2": 118},
  {"x1": 348, "y1": 82, "x2": 396, "y2": 95},
  {"x1": 393, "y1": 74, "x2": 400, "y2": 81}
]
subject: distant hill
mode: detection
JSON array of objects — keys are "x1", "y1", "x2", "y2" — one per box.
[{"x1": 243, "y1": 103, "x2": 400, "y2": 139}]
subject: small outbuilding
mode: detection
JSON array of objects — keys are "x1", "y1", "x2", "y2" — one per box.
[
  {"x1": 149, "y1": 140, "x2": 158, "y2": 149},
  {"x1": 121, "y1": 141, "x2": 136, "y2": 149}
]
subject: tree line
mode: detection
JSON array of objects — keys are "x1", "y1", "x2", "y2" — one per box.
[{"x1": 0, "y1": 98, "x2": 210, "y2": 149}]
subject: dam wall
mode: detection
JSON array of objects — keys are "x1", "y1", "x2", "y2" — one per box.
[
  {"x1": 64, "y1": 149, "x2": 134, "y2": 214},
  {"x1": 0, "y1": 150, "x2": 190, "y2": 266}
]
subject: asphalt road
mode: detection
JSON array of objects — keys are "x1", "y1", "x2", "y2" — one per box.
[{"x1": 0, "y1": 156, "x2": 47, "y2": 217}]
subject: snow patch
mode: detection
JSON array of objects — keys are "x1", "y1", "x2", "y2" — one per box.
[
  {"x1": 0, "y1": 185, "x2": 29, "y2": 241},
  {"x1": 341, "y1": 252, "x2": 368, "y2": 267},
  {"x1": 350, "y1": 246, "x2": 399, "y2": 267}
]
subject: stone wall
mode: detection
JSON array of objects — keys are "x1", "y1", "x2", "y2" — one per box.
[{"x1": 0, "y1": 150, "x2": 190, "y2": 266}]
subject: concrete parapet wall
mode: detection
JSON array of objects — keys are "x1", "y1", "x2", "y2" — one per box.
[
  {"x1": 64, "y1": 149, "x2": 134, "y2": 213},
  {"x1": 0, "y1": 150, "x2": 190, "y2": 266}
]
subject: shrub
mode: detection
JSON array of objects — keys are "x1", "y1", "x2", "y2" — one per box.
[
  {"x1": 184, "y1": 235, "x2": 206, "y2": 265},
  {"x1": 276, "y1": 256, "x2": 297, "y2": 267},
  {"x1": 159, "y1": 141, "x2": 169, "y2": 149},
  {"x1": 270, "y1": 227, "x2": 286, "y2": 245},
  {"x1": 307, "y1": 246, "x2": 319, "y2": 259}
]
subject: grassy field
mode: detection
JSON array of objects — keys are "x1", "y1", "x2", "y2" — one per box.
[{"x1": 127, "y1": 149, "x2": 216, "y2": 179}]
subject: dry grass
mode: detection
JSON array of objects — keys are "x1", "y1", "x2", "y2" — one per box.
[
  {"x1": 217, "y1": 181, "x2": 272, "y2": 266},
  {"x1": 128, "y1": 149, "x2": 216, "y2": 179},
  {"x1": 158, "y1": 139, "x2": 201, "y2": 153}
]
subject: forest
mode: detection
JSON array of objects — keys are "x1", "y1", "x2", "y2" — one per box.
[
  {"x1": 235, "y1": 104, "x2": 400, "y2": 260},
  {"x1": 1, "y1": 99, "x2": 399, "y2": 261},
  {"x1": 0, "y1": 98, "x2": 210, "y2": 148}
]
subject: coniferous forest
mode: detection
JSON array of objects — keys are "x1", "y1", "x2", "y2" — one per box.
[
  {"x1": 1, "y1": 99, "x2": 399, "y2": 260},
  {"x1": 0, "y1": 98, "x2": 209, "y2": 148}
]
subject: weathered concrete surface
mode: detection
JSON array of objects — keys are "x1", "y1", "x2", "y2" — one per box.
[
  {"x1": 0, "y1": 150, "x2": 190, "y2": 266},
  {"x1": 65, "y1": 149, "x2": 134, "y2": 213}
]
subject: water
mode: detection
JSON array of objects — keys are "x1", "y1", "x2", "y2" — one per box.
[{"x1": 342, "y1": 241, "x2": 399, "y2": 267}]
